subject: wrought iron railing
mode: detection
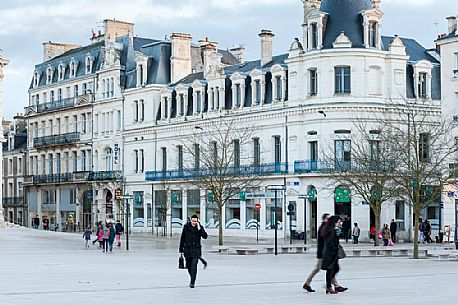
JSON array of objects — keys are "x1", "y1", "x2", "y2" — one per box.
[
  {"x1": 294, "y1": 159, "x2": 394, "y2": 173},
  {"x1": 2, "y1": 197, "x2": 24, "y2": 205},
  {"x1": 36, "y1": 97, "x2": 75, "y2": 113},
  {"x1": 145, "y1": 162, "x2": 288, "y2": 181},
  {"x1": 88, "y1": 171, "x2": 123, "y2": 181},
  {"x1": 34, "y1": 173, "x2": 74, "y2": 184},
  {"x1": 33, "y1": 132, "x2": 80, "y2": 148}
]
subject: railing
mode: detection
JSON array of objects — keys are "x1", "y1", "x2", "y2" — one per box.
[
  {"x1": 2, "y1": 197, "x2": 24, "y2": 205},
  {"x1": 33, "y1": 132, "x2": 80, "y2": 148},
  {"x1": 88, "y1": 171, "x2": 123, "y2": 181},
  {"x1": 145, "y1": 162, "x2": 288, "y2": 181},
  {"x1": 34, "y1": 173, "x2": 74, "y2": 184},
  {"x1": 294, "y1": 159, "x2": 394, "y2": 173},
  {"x1": 36, "y1": 97, "x2": 75, "y2": 113}
]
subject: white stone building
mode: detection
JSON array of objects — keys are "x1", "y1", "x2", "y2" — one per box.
[{"x1": 0, "y1": 50, "x2": 9, "y2": 223}]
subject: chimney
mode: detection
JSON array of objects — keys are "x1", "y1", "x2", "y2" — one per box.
[
  {"x1": 200, "y1": 38, "x2": 218, "y2": 77},
  {"x1": 372, "y1": 0, "x2": 381, "y2": 9},
  {"x1": 103, "y1": 19, "x2": 134, "y2": 44},
  {"x1": 171, "y1": 33, "x2": 192, "y2": 83},
  {"x1": 259, "y1": 30, "x2": 274, "y2": 66},
  {"x1": 447, "y1": 16, "x2": 457, "y2": 35},
  {"x1": 229, "y1": 46, "x2": 246, "y2": 63},
  {"x1": 42, "y1": 42, "x2": 80, "y2": 62}
]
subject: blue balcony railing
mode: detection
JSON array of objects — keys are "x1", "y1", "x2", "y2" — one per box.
[
  {"x1": 294, "y1": 159, "x2": 394, "y2": 173},
  {"x1": 145, "y1": 162, "x2": 288, "y2": 181},
  {"x1": 36, "y1": 97, "x2": 75, "y2": 113},
  {"x1": 88, "y1": 171, "x2": 123, "y2": 181},
  {"x1": 2, "y1": 197, "x2": 24, "y2": 205},
  {"x1": 34, "y1": 173, "x2": 74, "y2": 184},
  {"x1": 33, "y1": 132, "x2": 80, "y2": 148}
]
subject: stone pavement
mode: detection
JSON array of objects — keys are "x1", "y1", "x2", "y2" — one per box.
[{"x1": 0, "y1": 228, "x2": 457, "y2": 305}]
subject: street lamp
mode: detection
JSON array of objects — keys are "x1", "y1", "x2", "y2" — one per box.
[
  {"x1": 318, "y1": 110, "x2": 327, "y2": 117},
  {"x1": 266, "y1": 184, "x2": 286, "y2": 255},
  {"x1": 120, "y1": 194, "x2": 133, "y2": 250},
  {"x1": 298, "y1": 193, "x2": 315, "y2": 245}
]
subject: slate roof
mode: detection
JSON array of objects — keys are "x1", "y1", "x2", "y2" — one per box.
[
  {"x1": 320, "y1": 0, "x2": 373, "y2": 49},
  {"x1": 2, "y1": 133, "x2": 27, "y2": 152},
  {"x1": 381, "y1": 36, "x2": 439, "y2": 63}
]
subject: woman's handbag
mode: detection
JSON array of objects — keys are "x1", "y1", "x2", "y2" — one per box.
[
  {"x1": 338, "y1": 245, "x2": 346, "y2": 259},
  {"x1": 178, "y1": 254, "x2": 186, "y2": 269}
]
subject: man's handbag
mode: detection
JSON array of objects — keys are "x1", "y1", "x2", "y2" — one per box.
[
  {"x1": 178, "y1": 254, "x2": 186, "y2": 269},
  {"x1": 338, "y1": 245, "x2": 346, "y2": 259}
]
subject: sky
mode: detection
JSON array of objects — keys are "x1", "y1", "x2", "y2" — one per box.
[{"x1": 0, "y1": 0, "x2": 457, "y2": 119}]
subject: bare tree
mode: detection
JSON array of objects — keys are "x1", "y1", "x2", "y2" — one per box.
[
  {"x1": 324, "y1": 118, "x2": 400, "y2": 246},
  {"x1": 379, "y1": 100, "x2": 457, "y2": 258},
  {"x1": 179, "y1": 118, "x2": 264, "y2": 246}
]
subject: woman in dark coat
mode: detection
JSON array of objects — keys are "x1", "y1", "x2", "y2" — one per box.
[
  {"x1": 321, "y1": 215, "x2": 343, "y2": 294},
  {"x1": 179, "y1": 215, "x2": 208, "y2": 288}
]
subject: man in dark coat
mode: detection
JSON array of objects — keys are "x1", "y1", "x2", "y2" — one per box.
[
  {"x1": 390, "y1": 219, "x2": 397, "y2": 243},
  {"x1": 179, "y1": 215, "x2": 208, "y2": 288},
  {"x1": 303, "y1": 213, "x2": 346, "y2": 293}
]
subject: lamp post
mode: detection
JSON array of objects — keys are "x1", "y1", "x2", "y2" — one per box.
[
  {"x1": 298, "y1": 194, "x2": 313, "y2": 245},
  {"x1": 266, "y1": 185, "x2": 286, "y2": 255},
  {"x1": 120, "y1": 194, "x2": 133, "y2": 250},
  {"x1": 455, "y1": 199, "x2": 458, "y2": 249}
]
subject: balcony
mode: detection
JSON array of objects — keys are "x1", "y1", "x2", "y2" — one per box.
[
  {"x1": 145, "y1": 162, "x2": 288, "y2": 181},
  {"x1": 2, "y1": 197, "x2": 24, "y2": 206},
  {"x1": 37, "y1": 97, "x2": 75, "y2": 113},
  {"x1": 294, "y1": 159, "x2": 394, "y2": 173},
  {"x1": 88, "y1": 171, "x2": 123, "y2": 181},
  {"x1": 33, "y1": 132, "x2": 80, "y2": 148}
]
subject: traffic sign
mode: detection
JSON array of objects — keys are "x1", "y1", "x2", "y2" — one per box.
[
  {"x1": 240, "y1": 191, "x2": 246, "y2": 201},
  {"x1": 255, "y1": 203, "x2": 261, "y2": 211},
  {"x1": 207, "y1": 193, "x2": 214, "y2": 202}
]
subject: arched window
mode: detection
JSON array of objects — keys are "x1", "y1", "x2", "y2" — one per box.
[
  {"x1": 58, "y1": 64, "x2": 64, "y2": 81},
  {"x1": 106, "y1": 148, "x2": 113, "y2": 171},
  {"x1": 69, "y1": 61, "x2": 76, "y2": 78},
  {"x1": 368, "y1": 22, "x2": 377, "y2": 48},
  {"x1": 46, "y1": 67, "x2": 52, "y2": 84},
  {"x1": 33, "y1": 71, "x2": 39, "y2": 87},
  {"x1": 85, "y1": 57, "x2": 92, "y2": 74},
  {"x1": 110, "y1": 77, "x2": 114, "y2": 97}
]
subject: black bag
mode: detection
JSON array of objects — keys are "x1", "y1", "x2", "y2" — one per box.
[
  {"x1": 338, "y1": 245, "x2": 346, "y2": 259},
  {"x1": 178, "y1": 254, "x2": 186, "y2": 269}
]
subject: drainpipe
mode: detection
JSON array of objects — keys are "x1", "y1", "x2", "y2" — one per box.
[{"x1": 284, "y1": 114, "x2": 288, "y2": 239}]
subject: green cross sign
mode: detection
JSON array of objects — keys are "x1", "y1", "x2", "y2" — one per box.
[{"x1": 207, "y1": 193, "x2": 214, "y2": 202}]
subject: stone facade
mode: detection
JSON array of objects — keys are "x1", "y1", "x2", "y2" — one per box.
[{"x1": 0, "y1": 49, "x2": 9, "y2": 223}]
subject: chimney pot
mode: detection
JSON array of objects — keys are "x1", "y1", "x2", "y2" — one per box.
[
  {"x1": 259, "y1": 29, "x2": 275, "y2": 66},
  {"x1": 447, "y1": 16, "x2": 457, "y2": 35}
]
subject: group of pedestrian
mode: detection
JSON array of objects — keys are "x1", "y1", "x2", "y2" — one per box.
[
  {"x1": 368, "y1": 219, "x2": 398, "y2": 246},
  {"x1": 31, "y1": 215, "x2": 49, "y2": 230},
  {"x1": 418, "y1": 218, "x2": 433, "y2": 243},
  {"x1": 303, "y1": 213, "x2": 348, "y2": 294},
  {"x1": 87, "y1": 220, "x2": 124, "y2": 252}
]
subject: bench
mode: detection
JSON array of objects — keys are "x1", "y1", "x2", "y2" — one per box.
[
  {"x1": 265, "y1": 247, "x2": 274, "y2": 254},
  {"x1": 236, "y1": 249, "x2": 258, "y2": 255},
  {"x1": 352, "y1": 249, "x2": 362, "y2": 257},
  {"x1": 367, "y1": 249, "x2": 378, "y2": 256},
  {"x1": 438, "y1": 253, "x2": 450, "y2": 260},
  {"x1": 383, "y1": 249, "x2": 394, "y2": 257},
  {"x1": 398, "y1": 249, "x2": 409, "y2": 256},
  {"x1": 218, "y1": 247, "x2": 229, "y2": 255},
  {"x1": 236, "y1": 249, "x2": 247, "y2": 255},
  {"x1": 281, "y1": 246, "x2": 290, "y2": 254},
  {"x1": 290, "y1": 246, "x2": 306, "y2": 253}
]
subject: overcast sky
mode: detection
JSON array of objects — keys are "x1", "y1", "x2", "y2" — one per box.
[{"x1": 1, "y1": 0, "x2": 456, "y2": 119}]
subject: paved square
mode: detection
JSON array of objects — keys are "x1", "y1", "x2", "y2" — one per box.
[{"x1": 0, "y1": 228, "x2": 457, "y2": 305}]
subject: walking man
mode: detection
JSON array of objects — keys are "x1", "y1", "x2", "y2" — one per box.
[
  {"x1": 352, "y1": 223, "x2": 360, "y2": 244},
  {"x1": 115, "y1": 220, "x2": 124, "y2": 247},
  {"x1": 303, "y1": 213, "x2": 347, "y2": 293},
  {"x1": 179, "y1": 215, "x2": 208, "y2": 288},
  {"x1": 33, "y1": 215, "x2": 40, "y2": 229},
  {"x1": 390, "y1": 219, "x2": 397, "y2": 243}
]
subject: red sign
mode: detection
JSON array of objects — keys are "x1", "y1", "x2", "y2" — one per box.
[{"x1": 255, "y1": 203, "x2": 261, "y2": 211}]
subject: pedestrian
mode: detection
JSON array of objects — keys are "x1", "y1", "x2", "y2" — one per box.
[
  {"x1": 185, "y1": 217, "x2": 208, "y2": 269},
  {"x1": 321, "y1": 216, "x2": 345, "y2": 294},
  {"x1": 179, "y1": 215, "x2": 208, "y2": 288},
  {"x1": 33, "y1": 215, "x2": 40, "y2": 229},
  {"x1": 82, "y1": 227, "x2": 92, "y2": 249},
  {"x1": 115, "y1": 220, "x2": 124, "y2": 247},
  {"x1": 369, "y1": 225, "x2": 376, "y2": 242},
  {"x1": 352, "y1": 223, "x2": 360, "y2": 244},
  {"x1": 93, "y1": 224, "x2": 102, "y2": 246},
  {"x1": 418, "y1": 218, "x2": 424, "y2": 243},
  {"x1": 42, "y1": 215, "x2": 49, "y2": 230},
  {"x1": 102, "y1": 224, "x2": 110, "y2": 253},
  {"x1": 342, "y1": 217, "x2": 351, "y2": 243},
  {"x1": 424, "y1": 220, "x2": 433, "y2": 243},
  {"x1": 108, "y1": 224, "x2": 116, "y2": 252},
  {"x1": 390, "y1": 219, "x2": 397, "y2": 243},
  {"x1": 97, "y1": 225, "x2": 104, "y2": 248},
  {"x1": 303, "y1": 213, "x2": 347, "y2": 293},
  {"x1": 382, "y1": 223, "x2": 391, "y2": 246}
]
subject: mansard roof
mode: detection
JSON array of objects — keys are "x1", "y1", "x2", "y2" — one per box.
[
  {"x1": 320, "y1": 0, "x2": 373, "y2": 49},
  {"x1": 381, "y1": 36, "x2": 439, "y2": 64}
]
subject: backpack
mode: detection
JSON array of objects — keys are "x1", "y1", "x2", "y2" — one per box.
[{"x1": 103, "y1": 228, "x2": 110, "y2": 239}]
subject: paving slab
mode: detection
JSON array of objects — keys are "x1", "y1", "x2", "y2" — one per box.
[{"x1": 0, "y1": 228, "x2": 456, "y2": 305}]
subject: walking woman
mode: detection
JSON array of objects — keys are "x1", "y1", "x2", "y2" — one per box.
[{"x1": 321, "y1": 216, "x2": 344, "y2": 294}]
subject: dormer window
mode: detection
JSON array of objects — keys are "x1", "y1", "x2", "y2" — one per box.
[
  {"x1": 368, "y1": 22, "x2": 377, "y2": 48},
  {"x1": 418, "y1": 72, "x2": 427, "y2": 98},
  {"x1": 58, "y1": 64, "x2": 64, "y2": 81},
  {"x1": 413, "y1": 60, "x2": 433, "y2": 100},
  {"x1": 46, "y1": 67, "x2": 53, "y2": 84},
  {"x1": 85, "y1": 57, "x2": 92, "y2": 74},
  {"x1": 69, "y1": 60, "x2": 77, "y2": 78},
  {"x1": 311, "y1": 23, "x2": 318, "y2": 49},
  {"x1": 33, "y1": 71, "x2": 40, "y2": 88}
]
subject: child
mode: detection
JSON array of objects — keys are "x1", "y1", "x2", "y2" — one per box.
[{"x1": 82, "y1": 227, "x2": 92, "y2": 249}]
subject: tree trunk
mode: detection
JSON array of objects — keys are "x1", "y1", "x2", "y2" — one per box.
[
  {"x1": 374, "y1": 209, "x2": 380, "y2": 247},
  {"x1": 218, "y1": 205, "x2": 223, "y2": 246},
  {"x1": 413, "y1": 211, "x2": 419, "y2": 259}
]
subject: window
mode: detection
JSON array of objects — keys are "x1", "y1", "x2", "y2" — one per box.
[
  {"x1": 276, "y1": 76, "x2": 282, "y2": 101},
  {"x1": 134, "y1": 100, "x2": 138, "y2": 122},
  {"x1": 253, "y1": 138, "x2": 260, "y2": 166},
  {"x1": 211, "y1": 141, "x2": 218, "y2": 170},
  {"x1": 335, "y1": 66, "x2": 351, "y2": 94},
  {"x1": 85, "y1": 57, "x2": 91, "y2": 74},
  {"x1": 369, "y1": 22, "x2": 377, "y2": 48},
  {"x1": 274, "y1": 136, "x2": 281, "y2": 164},
  {"x1": 309, "y1": 69, "x2": 317, "y2": 96},
  {"x1": 164, "y1": 97, "x2": 168, "y2": 118},
  {"x1": 179, "y1": 94, "x2": 185, "y2": 115},
  {"x1": 48, "y1": 154, "x2": 53, "y2": 174},
  {"x1": 309, "y1": 141, "x2": 318, "y2": 161},
  {"x1": 50, "y1": 90, "x2": 55, "y2": 102},
  {"x1": 81, "y1": 114, "x2": 87, "y2": 133},
  {"x1": 177, "y1": 146, "x2": 183, "y2": 173},
  {"x1": 134, "y1": 150, "x2": 138, "y2": 173},
  {"x1": 255, "y1": 80, "x2": 261, "y2": 104},
  {"x1": 56, "y1": 154, "x2": 60, "y2": 174},
  {"x1": 46, "y1": 68, "x2": 52, "y2": 84},
  {"x1": 369, "y1": 140, "x2": 380, "y2": 162},
  {"x1": 194, "y1": 144, "x2": 200, "y2": 170},
  {"x1": 110, "y1": 77, "x2": 114, "y2": 97},
  {"x1": 58, "y1": 65, "x2": 64, "y2": 81},
  {"x1": 74, "y1": 85, "x2": 79, "y2": 97},
  {"x1": 70, "y1": 61, "x2": 76, "y2": 78},
  {"x1": 140, "y1": 100, "x2": 144, "y2": 122},
  {"x1": 395, "y1": 200, "x2": 405, "y2": 231},
  {"x1": 117, "y1": 110, "x2": 121, "y2": 130},
  {"x1": 81, "y1": 151, "x2": 86, "y2": 171},
  {"x1": 419, "y1": 133, "x2": 430, "y2": 162},
  {"x1": 335, "y1": 139, "x2": 351, "y2": 170},
  {"x1": 161, "y1": 147, "x2": 167, "y2": 172},
  {"x1": 233, "y1": 140, "x2": 240, "y2": 167},
  {"x1": 454, "y1": 53, "x2": 458, "y2": 77},
  {"x1": 418, "y1": 72, "x2": 427, "y2": 98},
  {"x1": 34, "y1": 71, "x2": 39, "y2": 87},
  {"x1": 235, "y1": 85, "x2": 241, "y2": 107},
  {"x1": 140, "y1": 149, "x2": 144, "y2": 173},
  {"x1": 106, "y1": 148, "x2": 113, "y2": 171},
  {"x1": 138, "y1": 65, "x2": 143, "y2": 86},
  {"x1": 311, "y1": 23, "x2": 318, "y2": 49},
  {"x1": 196, "y1": 92, "x2": 201, "y2": 112},
  {"x1": 82, "y1": 83, "x2": 87, "y2": 95},
  {"x1": 94, "y1": 114, "x2": 99, "y2": 134},
  {"x1": 215, "y1": 87, "x2": 220, "y2": 109}
]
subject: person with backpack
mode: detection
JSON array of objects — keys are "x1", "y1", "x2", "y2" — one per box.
[
  {"x1": 82, "y1": 227, "x2": 92, "y2": 249},
  {"x1": 102, "y1": 224, "x2": 110, "y2": 253},
  {"x1": 108, "y1": 224, "x2": 116, "y2": 252},
  {"x1": 115, "y1": 220, "x2": 124, "y2": 247}
]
